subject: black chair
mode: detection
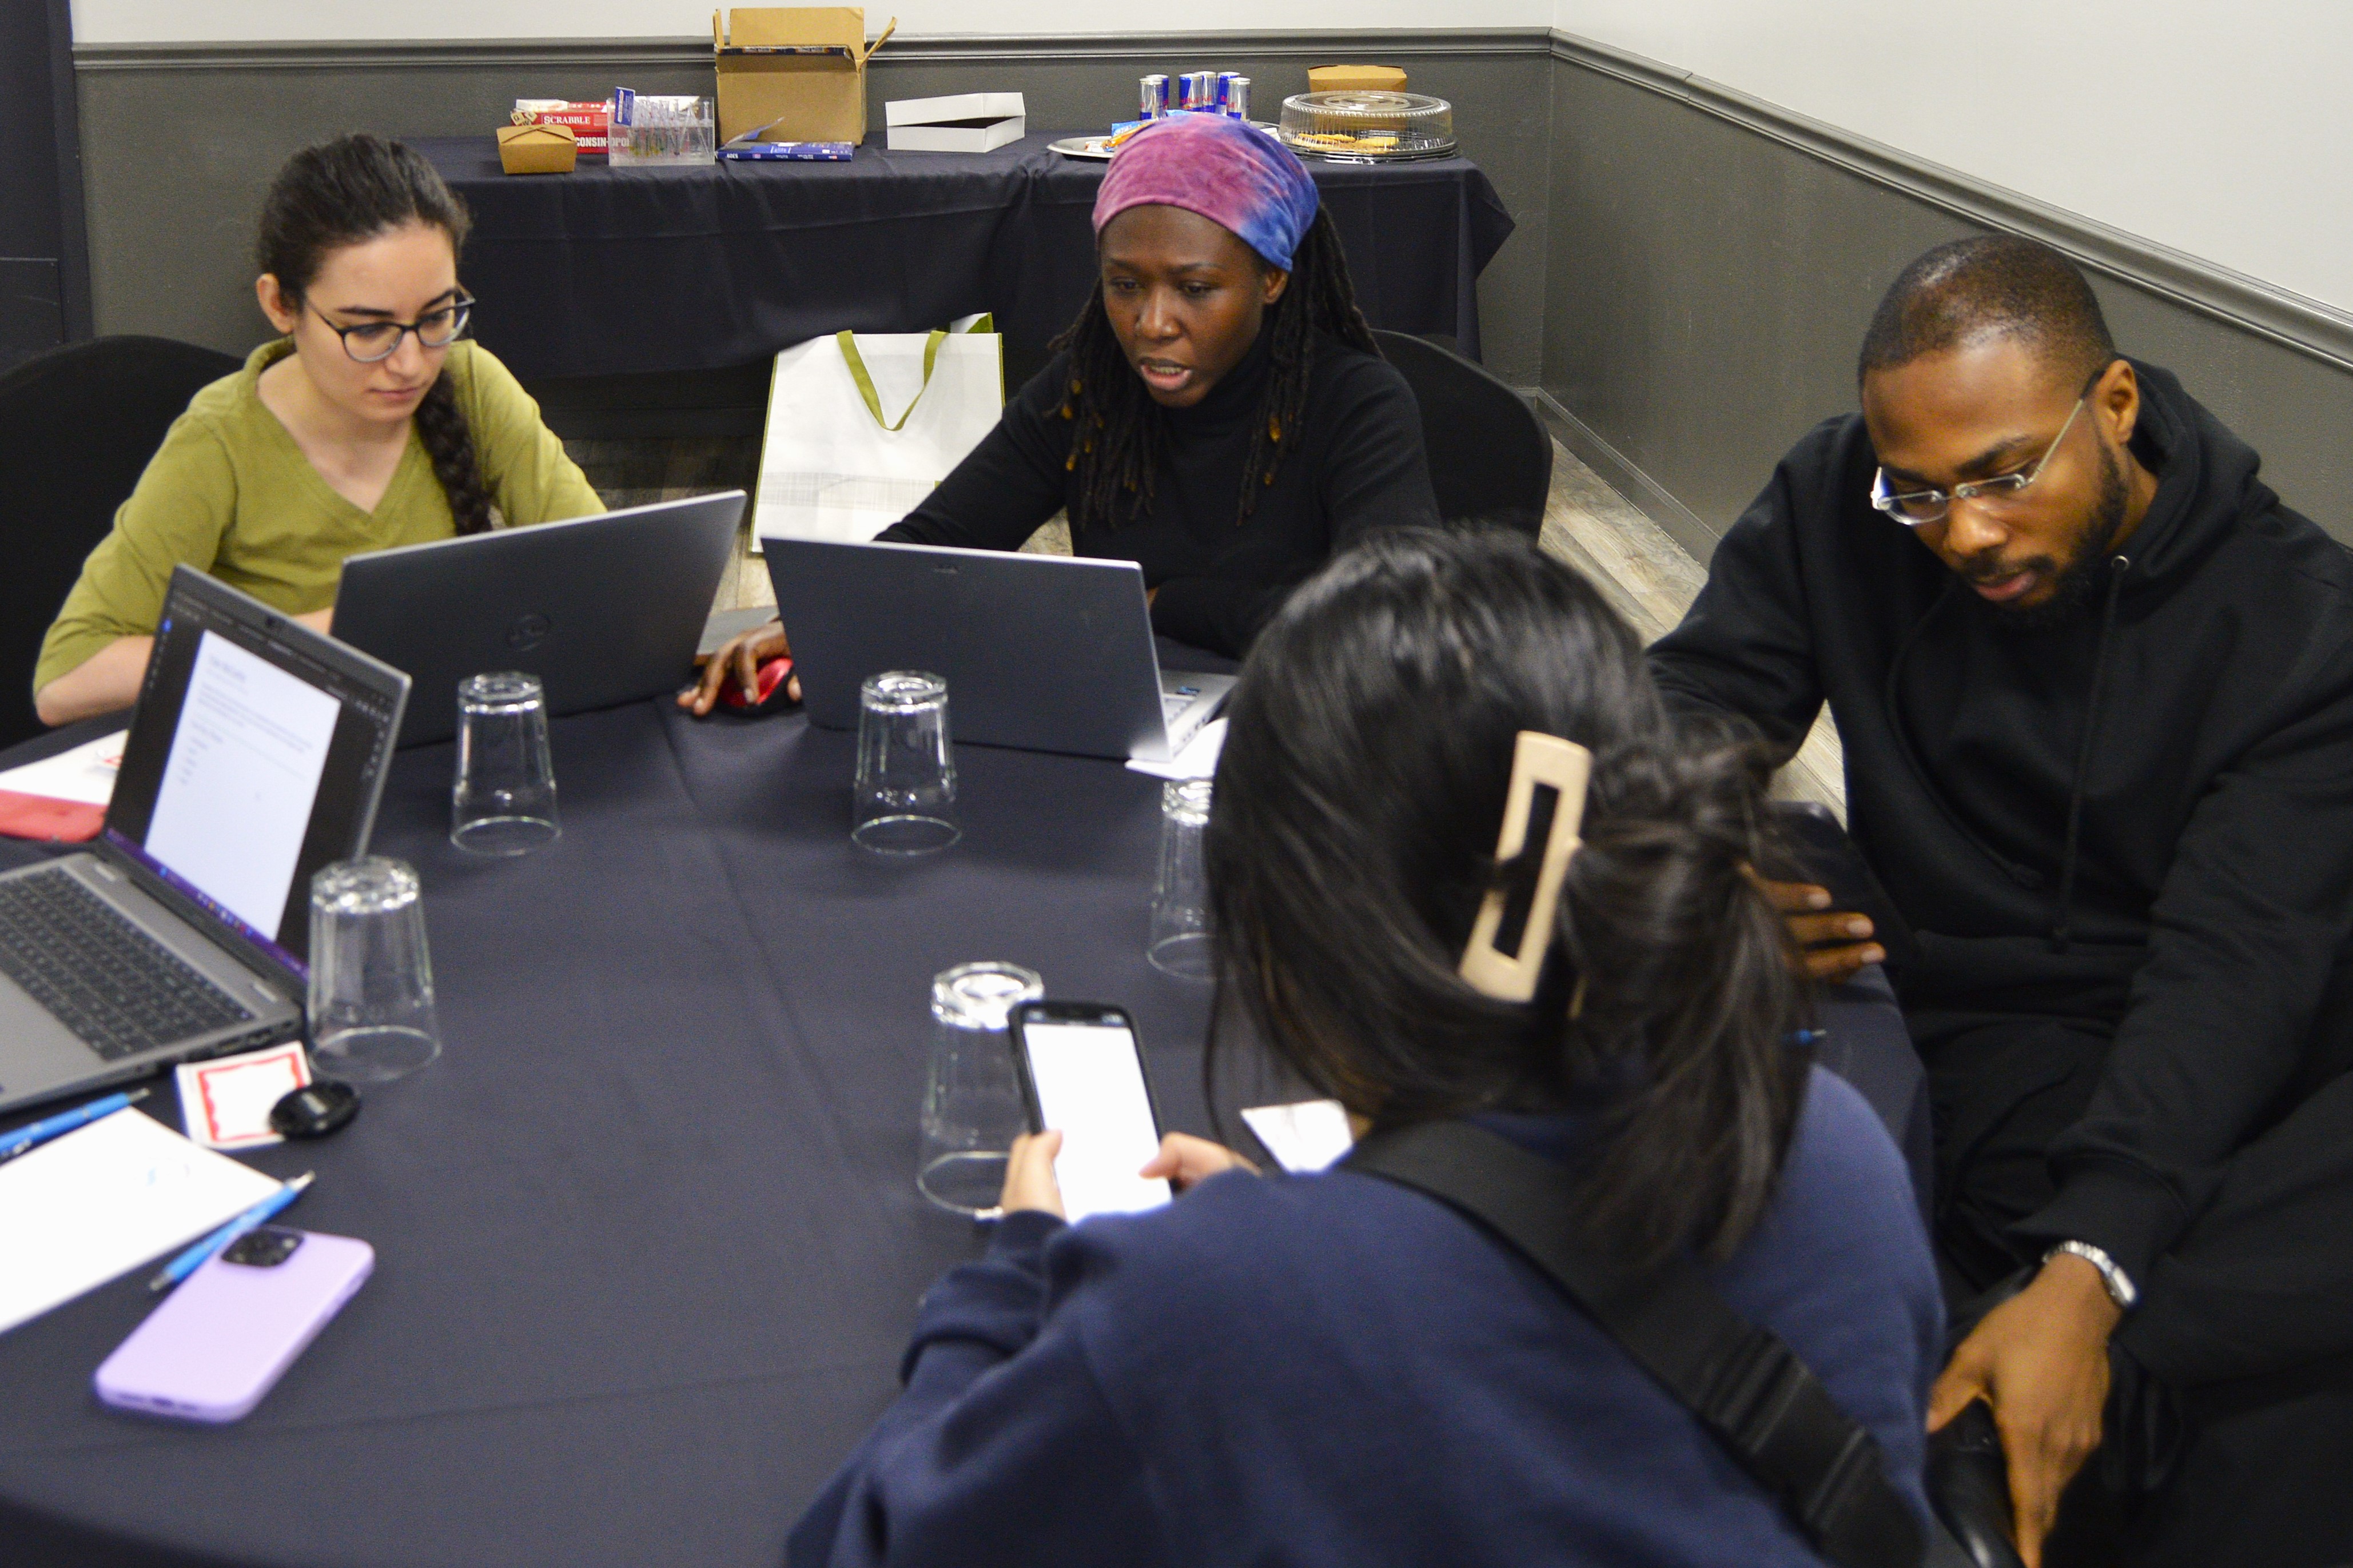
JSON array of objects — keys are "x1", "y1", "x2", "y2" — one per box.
[
  {"x1": 0, "y1": 336, "x2": 242, "y2": 751},
  {"x1": 1372, "y1": 329, "x2": 1552, "y2": 538}
]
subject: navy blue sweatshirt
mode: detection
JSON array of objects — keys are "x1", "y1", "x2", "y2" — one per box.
[
  {"x1": 878, "y1": 328, "x2": 1439, "y2": 659},
  {"x1": 1647, "y1": 362, "x2": 2353, "y2": 1299},
  {"x1": 788, "y1": 1068, "x2": 1938, "y2": 1567}
]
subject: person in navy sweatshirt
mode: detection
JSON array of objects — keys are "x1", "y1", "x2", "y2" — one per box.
[{"x1": 788, "y1": 529, "x2": 1940, "y2": 1568}]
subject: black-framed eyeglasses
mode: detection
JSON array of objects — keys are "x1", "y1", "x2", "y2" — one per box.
[
  {"x1": 308, "y1": 295, "x2": 475, "y2": 364},
  {"x1": 1869, "y1": 377, "x2": 2095, "y2": 528}
]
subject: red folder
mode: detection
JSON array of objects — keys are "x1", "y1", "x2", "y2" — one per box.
[{"x1": 0, "y1": 790, "x2": 106, "y2": 843}]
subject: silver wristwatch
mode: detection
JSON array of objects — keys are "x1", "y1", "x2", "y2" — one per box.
[{"x1": 2045, "y1": 1239, "x2": 2138, "y2": 1311}]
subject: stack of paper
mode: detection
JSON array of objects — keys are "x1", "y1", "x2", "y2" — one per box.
[{"x1": 0, "y1": 1109, "x2": 281, "y2": 1335}]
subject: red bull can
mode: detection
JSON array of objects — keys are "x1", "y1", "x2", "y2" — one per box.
[
  {"x1": 1221, "y1": 74, "x2": 1251, "y2": 120},
  {"x1": 1140, "y1": 74, "x2": 1169, "y2": 119}
]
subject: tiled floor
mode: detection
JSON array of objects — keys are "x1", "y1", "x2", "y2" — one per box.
[{"x1": 565, "y1": 430, "x2": 1847, "y2": 815}]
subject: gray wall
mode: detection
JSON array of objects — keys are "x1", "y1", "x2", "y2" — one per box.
[
  {"x1": 1539, "y1": 38, "x2": 2353, "y2": 553},
  {"x1": 72, "y1": 30, "x2": 1551, "y2": 385},
  {"x1": 71, "y1": 27, "x2": 2353, "y2": 549}
]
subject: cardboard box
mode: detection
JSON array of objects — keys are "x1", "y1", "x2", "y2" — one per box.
[
  {"x1": 497, "y1": 122, "x2": 579, "y2": 175},
  {"x1": 884, "y1": 92, "x2": 1025, "y2": 153},
  {"x1": 714, "y1": 8, "x2": 897, "y2": 147},
  {"x1": 1308, "y1": 65, "x2": 1409, "y2": 93}
]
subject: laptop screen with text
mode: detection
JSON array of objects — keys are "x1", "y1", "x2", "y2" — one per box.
[{"x1": 101, "y1": 570, "x2": 406, "y2": 976}]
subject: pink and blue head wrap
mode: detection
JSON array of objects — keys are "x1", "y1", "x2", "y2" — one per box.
[{"x1": 1092, "y1": 113, "x2": 1320, "y2": 273}]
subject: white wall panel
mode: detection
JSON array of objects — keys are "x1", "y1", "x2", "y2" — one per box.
[
  {"x1": 70, "y1": 0, "x2": 1539, "y2": 45},
  {"x1": 1557, "y1": 0, "x2": 2353, "y2": 311}
]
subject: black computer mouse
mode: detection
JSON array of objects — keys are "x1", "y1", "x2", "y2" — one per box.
[{"x1": 269, "y1": 1079, "x2": 361, "y2": 1140}]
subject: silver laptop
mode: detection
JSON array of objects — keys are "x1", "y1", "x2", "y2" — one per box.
[
  {"x1": 334, "y1": 492, "x2": 744, "y2": 747},
  {"x1": 0, "y1": 568, "x2": 410, "y2": 1115},
  {"x1": 763, "y1": 537, "x2": 1235, "y2": 761}
]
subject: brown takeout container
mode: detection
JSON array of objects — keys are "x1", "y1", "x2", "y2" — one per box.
[
  {"x1": 497, "y1": 122, "x2": 578, "y2": 174},
  {"x1": 714, "y1": 7, "x2": 897, "y2": 146},
  {"x1": 1308, "y1": 65, "x2": 1410, "y2": 93}
]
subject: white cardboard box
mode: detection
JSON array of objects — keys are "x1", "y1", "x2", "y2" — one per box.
[{"x1": 885, "y1": 91, "x2": 1026, "y2": 153}]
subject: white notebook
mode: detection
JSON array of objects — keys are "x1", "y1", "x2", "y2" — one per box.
[{"x1": 0, "y1": 1108, "x2": 281, "y2": 1335}]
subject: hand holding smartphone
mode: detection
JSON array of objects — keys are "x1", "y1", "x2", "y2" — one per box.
[
  {"x1": 95, "y1": 1227, "x2": 372, "y2": 1422},
  {"x1": 1010, "y1": 1002, "x2": 1172, "y2": 1224}
]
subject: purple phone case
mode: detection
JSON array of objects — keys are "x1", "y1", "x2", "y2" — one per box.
[{"x1": 93, "y1": 1230, "x2": 373, "y2": 1423}]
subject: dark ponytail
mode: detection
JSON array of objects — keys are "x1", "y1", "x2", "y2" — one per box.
[
  {"x1": 1205, "y1": 528, "x2": 1810, "y2": 1267},
  {"x1": 256, "y1": 133, "x2": 497, "y2": 536}
]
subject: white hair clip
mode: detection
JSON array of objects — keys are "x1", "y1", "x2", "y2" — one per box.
[{"x1": 1459, "y1": 731, "x2": 1592, "y2": 1003}]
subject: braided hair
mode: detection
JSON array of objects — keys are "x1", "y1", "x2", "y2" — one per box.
[
  {"x1": 255, "y1": 134, "x2": 497, "y2": 535},
  {"x1": 1053, "y1": 206, "x2": 1377, "y2": 533}
]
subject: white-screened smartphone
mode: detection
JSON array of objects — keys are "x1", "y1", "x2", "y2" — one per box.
[{"x1": 1010, "y1": 1002, "x2": 1172, "y2": 1224}]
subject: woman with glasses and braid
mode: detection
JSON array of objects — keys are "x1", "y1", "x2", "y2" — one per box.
[
  {"x1": 684, "y1": 111, "x2": 1437, "y2": 714},
  {"x1": 34, "y1": 133, "x2": 600, "y2": 726}
]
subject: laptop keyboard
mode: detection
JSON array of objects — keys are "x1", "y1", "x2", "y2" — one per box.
[{"x1": 0, "y1": 868, "x2": 256, "y2": 1060}]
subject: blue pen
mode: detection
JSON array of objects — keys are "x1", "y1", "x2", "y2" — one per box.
[
  {"x1": 0, "y1": 1088, "x2": 149, "y2": 1163},
  {"x1": 149, "y1": 1172, "x2": 314, "y2": 1293}
]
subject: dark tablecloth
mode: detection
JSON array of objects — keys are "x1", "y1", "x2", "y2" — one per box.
[
  {"x1": 412, "y1": 133, "x2": 1516, "y2": 382},
  {"x1": 0, "y1": 696, "x2": 1926, "y2": 1567}
]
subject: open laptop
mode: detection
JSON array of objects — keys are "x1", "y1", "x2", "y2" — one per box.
[
  {"x1": 334, "y1": 491, "x2": 744, "y2": 747},
  {"x1": 763, "y1": 537, "x2": 1235, "y2": 761},
  {"x1": 0, "y1": 567, "x2": 410, "y2": 1115}
]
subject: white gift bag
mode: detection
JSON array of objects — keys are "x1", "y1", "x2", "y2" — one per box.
[{"x1": 752, "y1": 313, "x2": 1003, "y2": 545}]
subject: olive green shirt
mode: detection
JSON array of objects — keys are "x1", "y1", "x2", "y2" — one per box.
[{"x1": 36, "y1": 338, "x2": 604, "y2": 692}]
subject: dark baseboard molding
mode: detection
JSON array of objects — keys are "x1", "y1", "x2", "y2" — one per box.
[
  {"x1": 1547, "y1": 29, "x2": 2353, "y2": 378},
  {"x1": 75, "y1": 27, "x2": 1555, "y2": 73},
  {"x1": 1528, "y1": 388, "x2": 1722, "y2": 562}
]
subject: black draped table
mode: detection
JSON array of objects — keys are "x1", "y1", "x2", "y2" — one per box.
[
  {"x1": 0, "y1": 689, "x2": 1925, "y2": 1567},
  {"x1": 411, "y1": 133, "x2": 1516, "y2": 384}
]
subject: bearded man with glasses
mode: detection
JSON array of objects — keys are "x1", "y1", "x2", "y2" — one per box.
[{"x1": 1651, "y1": 234, "x2": 2353, "y2": 1568}]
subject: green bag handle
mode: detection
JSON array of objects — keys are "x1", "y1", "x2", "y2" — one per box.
[{"x1": 837, "y1": 314, "x2": 996, "y2": 432}]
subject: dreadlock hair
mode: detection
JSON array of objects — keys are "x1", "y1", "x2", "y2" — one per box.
[
  {"x1": 256, "y1": 133, "x2": 497, "y2": 536},
  {"x1": 1052, "y1": 205, "x2": 1377, "y2": 534}
]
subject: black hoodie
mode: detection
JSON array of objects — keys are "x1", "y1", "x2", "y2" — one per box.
[{"x1": 1650, "y1": 361, "x2": 2353, "y2": 1290}]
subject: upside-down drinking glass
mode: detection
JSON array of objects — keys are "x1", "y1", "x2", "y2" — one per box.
[{"x1": 917, "y1": 961, "x2": 1044, "y2": 1215}]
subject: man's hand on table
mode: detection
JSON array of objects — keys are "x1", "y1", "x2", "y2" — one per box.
[
  {"x1": 1928, "y1": 1252, "x2": 2123, "y2": 1567},
  {"x1": 1762, "y1": 879, "x2": 1885, "y2": 983},
  {"x1": 680, "y1": 621, "x2": 798, "y2": 715}
]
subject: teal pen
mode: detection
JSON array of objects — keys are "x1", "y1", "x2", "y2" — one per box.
[
  {"x1": 0, "y1": 1087, "x2": 149, "y2": 1163},
  {"x1": 149, "y1": 1172, "x2": 314, "y2": 1293}
]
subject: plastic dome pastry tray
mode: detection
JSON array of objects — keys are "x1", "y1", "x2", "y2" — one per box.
[{"x1": 1278, "y1": 90, "x2": 1456, "y2": 161}]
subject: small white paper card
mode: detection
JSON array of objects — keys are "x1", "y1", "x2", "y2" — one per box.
[
  {"x1": 0, "y1": 1108, "x2": 280, "y2": 1335},
  {"x1": 0, "y1": 728, "x2": 128, "y2": 807},
  {"x1": 1127, "y1": 717, "x2": 1225, "y2": 782},
  {"x1": 177, "y1": 1042, "x2": 311, "y2": 1151},
  {"x1": 1242, "y1": 1099, "x2": 1356, "y2": 1173}
]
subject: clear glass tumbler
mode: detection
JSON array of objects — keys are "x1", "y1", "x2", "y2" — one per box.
[
  {"x1": 1148, "y1": 777, "x2": 1216, "y2": 980},
  {"x1": 308, "y1": 857, "x2": 442, "y2": 1084},
  {"x1": 452, "y1": 672, "x2": 560, "y2": 856},
  {"x1": 917, "y1": 960, "x2": 1044, "y2": 1214},
  {"x1": 854, "y1": 671, "x2": 959, "y2": 855}
]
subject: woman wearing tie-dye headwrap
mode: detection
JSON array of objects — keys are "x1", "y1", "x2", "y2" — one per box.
[{"x1": 684, "y1": 114, "x2": 1438, "y2": 709}]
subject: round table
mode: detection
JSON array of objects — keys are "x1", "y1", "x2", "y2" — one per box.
[{"x1": 0, "y1": 696, "x2": 1925, "y2": 1566}]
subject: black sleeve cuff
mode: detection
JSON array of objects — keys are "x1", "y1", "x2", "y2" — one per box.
[
  {"x1": 2010, "y1": 1165, "x2": 2192, "y2": 1292},
  {"x1": 1149, "y1": 577, "x2": 1263, "y2": 659}
]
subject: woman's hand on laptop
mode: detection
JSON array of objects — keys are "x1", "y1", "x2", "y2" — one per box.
[
  {"x1": 680, "y1": 620, "x2": 796, "y2": 716},
  {"x1": 295, "y1": 609, "x2": 333, "y2": 634}
]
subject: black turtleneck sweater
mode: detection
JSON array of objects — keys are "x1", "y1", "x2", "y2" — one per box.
[{"x1": 878, "y1": 329, "x2": 1438, "y2": 657}]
